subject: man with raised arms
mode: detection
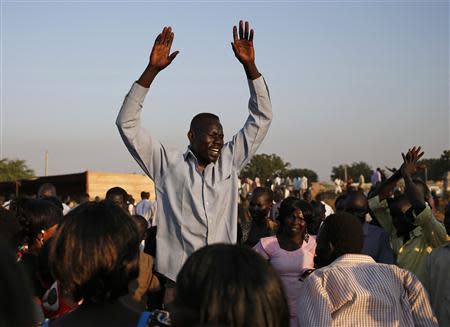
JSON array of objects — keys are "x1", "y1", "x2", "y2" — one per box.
[{"x1": 116, "y1": 21, "x2": 272, "y2": 289}]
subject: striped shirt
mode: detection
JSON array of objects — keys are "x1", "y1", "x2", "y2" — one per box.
[{"x1": 297, "y1": 254, "x2": 438, "y2": 327}]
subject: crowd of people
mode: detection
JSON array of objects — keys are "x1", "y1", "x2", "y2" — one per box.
[{"x1": 1, "y1": 21, "x2": 449, "y2": 327}]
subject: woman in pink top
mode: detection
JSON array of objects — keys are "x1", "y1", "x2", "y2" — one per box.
[{"x1": 254, "y1": 197, "x2": 316, "y2": 327}]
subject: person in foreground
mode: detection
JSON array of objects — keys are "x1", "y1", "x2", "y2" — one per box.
[
  {"x1": 47, "y1": 201, "x2": 143, "y2": 326},
  {"x1": 171, "y1": 244, "x2": 289, "y2": 327},
  {"x1": 296, "y1": 212, "x2": 438, "y2": 327},
  {"x1": 116, "y1": 21, "x2": 272, "y2": 292}
]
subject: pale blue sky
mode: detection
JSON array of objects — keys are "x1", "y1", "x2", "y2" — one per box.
[{"x1": 1, "y1": 0, "x2": 448, "y2": 181}]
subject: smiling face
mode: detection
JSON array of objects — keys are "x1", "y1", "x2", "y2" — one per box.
[
  {"x1": 283, "y1": 208, "x2": 306, "y2": 236},
  {"x1": 188, "y1": 118, "x2": 224, "y2": 168}
]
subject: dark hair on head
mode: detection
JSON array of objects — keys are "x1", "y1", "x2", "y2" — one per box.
[
  {"x1": 251, "y1": 187, "x2": 274, "y2": 203},
  {"x1": 444, "y1": 202, "x2": 450, "y2": 236},
  {"x1": 189, "y1": 113, "x2": 220, "y2": 132},
  {"x1": 15, "y1": 198, "x2": 63, "y2": 246},
  {"x1": 140, "y1": 191, "x2": 150, "y2": 200},
  {"x1": 0, "y1": 238, "x2": 37, "y2": 326},
  {"x1": 38, "y1": 183, "x2": 57, "y2": 198},
  {"x1": 334, "y1": 193, "x2": 347, "y2": 212},
  {"x1": 278, "y1": 197, "x2": 311, "y2": 228},
  {"x1": 132, "y1": 214, "x2": 148, "y2": 240},
  {"x1": 309, "y1": 200, "x2": 325, "y2": 235},
  {"x1": 174, "y1": 244, "x2": 289, "y2": 327},
  {"x1": 0, "y1": 207, "x2": 21, "y2": 248},
  {"x1": 106, "y1": 186, "x2": 128, "y2": 201},
  {"x1": 50, "y1": 201, "x2": 140, "y2": 303},
  {"x1": 320, "y1": 212, "x2": 364, "y2": 257}
]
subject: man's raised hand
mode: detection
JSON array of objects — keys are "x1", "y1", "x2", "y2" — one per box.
[
  {"x1": 137, "y1": 26, "x2": 179, "y2": 88},
  {"x1": 149, "y1": 26, "x2": 179, "y2": 72},
  {"x1": 401, "y1": 146, "x2": 425, "y2": 177},
  {"x1": 232, "y1": 21, "x2": 255, "y2": 65},
  {"x1": 232, "y1": 20, "x2": 261, "y2": 80}
]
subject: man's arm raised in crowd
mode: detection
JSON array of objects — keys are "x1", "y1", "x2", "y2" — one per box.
[
  {"x1": 116, "y1": 26, "x2": 179, "y2": 182},
  {"x1": 137, "y1": 26, "x2": 179, "y2": 88},
  {"x1": 400, "y1": 147, "x2": 425, "y2": 214},
  {"x1": 227, "y1": 20, "x2": 272, "y2": 171}
]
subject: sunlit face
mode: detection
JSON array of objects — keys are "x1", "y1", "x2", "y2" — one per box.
[
  {"x1": 284, "y1": 208, "x2": 306, "y2": 235},
  {"x1": 189, "y1": 119, "x2": 224, "y2": 167}
]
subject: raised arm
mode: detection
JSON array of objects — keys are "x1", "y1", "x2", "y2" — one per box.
[
  {"x1": 400, "y1": 147, "x2": 425, "y2": 213},
  {"x1": 227, "y1": 21, "x2": 272, "y2": 170},
  {"x1": 116, "y1": 27, "x2": 179, "y2": 181}
]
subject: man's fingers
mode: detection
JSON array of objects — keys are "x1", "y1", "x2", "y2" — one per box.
[
  {"x1": 154, "y1": 33, "x2": 162, "y2": 45},
  {"x1": 167, "y1": 32, "x2": 174, "y2": 47},
  {"x1": 169, "y1": 51, "x2": 179, "y2": 63},
  {"x1": 233, "y1": 26, "x2": 238, "y2": 43},
  {"x1": 417, "y1": 151, "x2": 425, "y2": 160},
  {"x1": 402, "y1": 153, "x2": 406, "y2": 162},
  {"x1": 249, "y1": 29, "x2": 254, "y2": 42},
  {"x1": 231, "y1": 42, "x2": 239, "y2": 56},
  {"x1": 244, "y1": 21, "x2": 249, "y2": 39},
  {"x1": 239, "y1": 20, "x2": 244, "y2": 39}
]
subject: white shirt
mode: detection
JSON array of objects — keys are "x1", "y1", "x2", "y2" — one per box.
[{"x1": 135, "y1": 199, "x2": 156, "y2": 226}]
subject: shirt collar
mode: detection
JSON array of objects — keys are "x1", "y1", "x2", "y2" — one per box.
[
  {"x1": 409, "y1": 226, "x2": 423, "y2": 239},
  {"x1": 330, "y1": 254, "x2": 375, "y2": 266},
  {"x1": 183, "y1": 147, "x2": 195, "y2": 161},
  {"x1": 183, "y1": 147, "x2": 216, "y2": 168}
]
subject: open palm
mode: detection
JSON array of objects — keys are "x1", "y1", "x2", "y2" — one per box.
[
  {"x1": 149, "y1": 26, "x2": 179, "y2": 71},
  {"x1": 232, "y1": 21, "x2": 255, "y2": 65}
]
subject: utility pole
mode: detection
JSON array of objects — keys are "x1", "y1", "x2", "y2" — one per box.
[
  {"x1": 45, "y1": 150, "x2": 48, "y2": 176},
  {"x1": 344, "y1": 164, "x2": 348, "y2": 183}
]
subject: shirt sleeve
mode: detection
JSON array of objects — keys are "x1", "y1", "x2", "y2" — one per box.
[
  {"x1": 411, "y1": 205, "x2": 447, "y2": 248},
  {"x1": 116, "y1": 82, "x2": 170, "y2": 182},
  {"x1": 368, "y1": 196, "x2": 396, "y2": 238},
  {"x1": 403, "y1": 269, "x2": 439, "y2": 327},
  {"x1": 253, "y1": 240, "x2": 270, "y2": 260},
  {"x1": 296, "y1": 272, "x2": 333, "y2": 326},
  {"x1": 226, "y1": 76, "x2": 272, "y2": 171},
  {"x1": 377, "y1": 229, "x2": 396, "y2": 265}
]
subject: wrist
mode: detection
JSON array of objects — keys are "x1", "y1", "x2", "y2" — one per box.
[{"x1": 243, "y1": 62, "x2": 260, "y2": 80}]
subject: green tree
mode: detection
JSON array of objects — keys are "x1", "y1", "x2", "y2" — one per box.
[
  {"x1": 418, "y1": 149, "x2": 450, "y2": 181},
  {"x1": 331, "y1": 161, "x2": 372, "y2": 182},
  {"x1": 0, "y1": 159, "x2": 35, "y2": 182},
  {"x1": 240, "y1": 154, "x2": 290, "y2": 182},
  {"x1": 286, "y1": 168, "x2": 318, "y2": 183}
]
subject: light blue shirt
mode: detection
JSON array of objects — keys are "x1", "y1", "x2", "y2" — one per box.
[{"x1": 116, "y1": 76, "x2": 272, "y2": 281}]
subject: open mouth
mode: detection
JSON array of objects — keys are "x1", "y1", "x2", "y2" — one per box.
[{"x1": 209, "y1": 148, "x2": 221, "y2": 156}]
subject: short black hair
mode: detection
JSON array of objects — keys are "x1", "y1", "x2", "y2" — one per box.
[
  {"x1": 174, "y1": 244, "x2": 289, "y2": 327},
  {"x1": 251, "y1": 187, "x2": 274, "y2": 203},
  {"x1": 37, "y1": 183, "x2": 57, "y2": 198},
  {"x1": 189, "y1": 113, "x2": 220, "y2": 133},
  {"x1": 50, "y1": 201, "x2": 140, "y2": 303},
  {"x1": 320, "y1": 212, "x2": 364, "y2": 257},
  {"x1": 140, "y1": 191, "x2": 150, "y2": 200},
  {"x1": 106, "y1": 186, "x2": 128, "y2": 201}
]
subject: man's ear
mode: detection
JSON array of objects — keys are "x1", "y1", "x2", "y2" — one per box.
[{"x1": 187, "y1": 130, "x2": 194, "y2": 143}]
